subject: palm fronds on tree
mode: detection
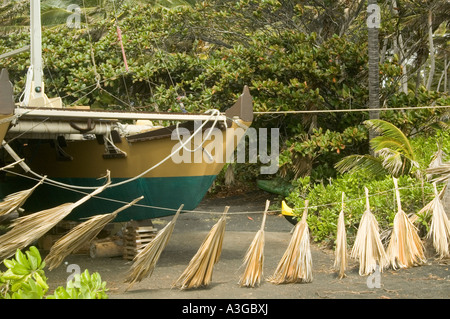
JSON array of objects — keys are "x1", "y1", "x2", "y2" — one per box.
[
  {"x1": 0, "y1": 175, "x2": 46, "y2": 217},
  {"x1": 45, "y1": 196, "x2": 144, "y2": 271},
  {"x1": 419, "y1": 183, "x2": 450, "y2": 259},
  {"x1": 173, "y1": 206, "x2": 229, "y2": 290},
  {"x1": 0, "y1": 171, "x2": 111, "y2": 260},
  {"x1": 387, "y1": 178, "x2": 426, "y2": 270},
  {"x1": 268, "y1": 200, "x2": 312, "y2": 284},
  {"x1": 334, "y1": 192, "x2": 347, "y2": 279},
  {"x1": 351, "y1": 187, "x2": 388, "y2": 276},
  {"x1": 335, "y1": 119, "x2": 419, "y2": 178},
  {"x1": 238, "y1": 200, "x2": 270, "y2": 288},
  {"x1": 125, "y1": 204, "x2": 184, "y2": 291}
]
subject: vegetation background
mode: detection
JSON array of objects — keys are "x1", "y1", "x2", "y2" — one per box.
[{"x1": 1, "y1": 0, "x2": 449, "y2": 247}]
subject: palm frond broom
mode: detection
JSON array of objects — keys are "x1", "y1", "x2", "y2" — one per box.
[
  {"x1": 238, "y1": 200, "x2": 270, "y2": 288},
  {"x1": 351, "y1": 187, "x2": 388, "y2": 276},
  {"x1": 45, "y1": 196, "x2": 144, "y2": 270},
  {"x1": 0, "y1": 175, "x2": 46, "y2": 217},
  {"x1": 421, "y1": 183, "x2": 450, "y2": 259},
  {"x1": 334, "y1": 192, "x2": 347, "y2": 279},
  {"x1": 173, "y1": 206, "x2": 229, "y2": 290},
  {"x1": 124, "y1": 204, "x2": 184, "y2": 291},
  {"x1": 387, "y1": 177, "x2": 426, "y2": 269},
  {"x1": 268, "y1": 200, "x2": 312, "y2": 284},
  {"x1": 0, "y1": 171, "x2": 111, "y2": 260}
]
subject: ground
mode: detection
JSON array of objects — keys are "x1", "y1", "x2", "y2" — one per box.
[{"x1": 40, "y1": 190, "x2": 450, "y2": 301}]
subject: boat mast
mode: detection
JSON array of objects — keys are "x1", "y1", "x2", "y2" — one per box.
[
  {"x1": 30, "y1": 0, "x2": 43, "y2": 99},
  {"x1": 21, "y1": 0, "x2": 61, "y2": 107}
]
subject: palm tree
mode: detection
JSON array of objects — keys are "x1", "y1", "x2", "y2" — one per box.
[
  {"x1": 335, "y1": 119, "x2": 419, "y2": 178},
  {"x1": 367, "y1": 0, "x2": 380, "y2": 141}
]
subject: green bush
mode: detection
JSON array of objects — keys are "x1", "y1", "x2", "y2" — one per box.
[
  {"x1": 285, "y1": 173, "x2": 438, "y2": 247},
  {"x1": 0, "y1": 247, "x2": 108, "y2": 299}
]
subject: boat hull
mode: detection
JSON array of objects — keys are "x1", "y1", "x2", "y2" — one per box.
[
  {"x1": 0, "y1": 175, "x2": 217, "y2": 222},
  {"x1": 0, "y1": 115, "x2": 12, "y2": 142},
  {"x1": 1, "y1": 118, "x2": 251, "y2": 221}
]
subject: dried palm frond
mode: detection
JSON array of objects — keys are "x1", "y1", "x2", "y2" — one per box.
[
  {"x1": 268, "y1": 200, "x2": 312, "y2": 284},
  {"x1": 410, "y1": 183, "x2": 447, "y2": 225},
  {"x1": 0, "y1": 176, "x2": 46, "y2": 217},
  {"x1": 125, "y1": 204, "x2": 184, "y2": 291},
  {"x1": 173, "y1": 206, "x2": 229, "y2": 290},
  {"x1": 428, "y1": 164, "x2": 450, "y2": 184},
  {"x1": 0, "y1": 159, "x2": 24, "y2": 171},
  {"x1": 351, "y1": 187, "x2": 388, "y2": 276},
  {"x1": 426, "y1": 148, "x2": 450, "y2": 183},
  {"x1": 334, "y1": 192, "x2": 347, "y2": 279},
  {"x1": 387, "y1": 178, "x2": 426, "y2": 269},
  {"x1": 45, "y1": 196, "x2": 144, "y2": 270},
  {"x1": 224, "y1": 164, "x2": 235, "y2": 186},
  {"x1": 238, "y1": 200, "x2": 270, "y2": 288},
  {"x1": 424, "y1": 183, "x2": 450, "y2": 259},
  {"x1": 0, "y1": 171, "x2": 111, "y2": 260}
]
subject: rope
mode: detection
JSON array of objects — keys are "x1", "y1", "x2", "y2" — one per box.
[
  {"x1": 254, "y1": 105, "x2": 450, "y2": 115},
  {"x1": 174, "y1": 109, "x2": 226, "y2": 160},
  {"x1": 1, "y1": 167, "x2": 439, "y2": 216}
]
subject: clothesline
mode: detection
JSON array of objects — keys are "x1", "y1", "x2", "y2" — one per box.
[
  {"x1": 254, "y1": 105, "x2": 450, "y2": 115},
  {"x1": 2, "y1": 168, "x2": 442, "y2": 216}
]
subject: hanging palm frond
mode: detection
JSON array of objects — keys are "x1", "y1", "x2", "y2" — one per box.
[
  {"x1": 238, "y1": 200, "x2": 270, "y2": 288},
  {"x1": 268, "y1": 200, "x2": 312, "y2": 284},
  {"x1": 420, "y1": 183, "x2": 450, "y2": 259},
  {"x1": 410, "y1": 183, "x2": 447, "y2": 224},
  {"x1": 173, "y1": 206, "x2": 229, "y2": 290},
  {"x1": 125, "y1": 204, "x2": 184, "y2": 291},
  {"x1": 0, "y1": 171, "x2": 111, "y2": 260},
  {"x1": 45, "y1": 196, "x2": 144, "y2": 270},
  {"x1": 427, "y1": 158, "x2": 450, "y2": 183},
  {"x1": 334, "y1": 192, "x2": 347, "y2": 279},
  {"x1": 387, "y1": 178, "x2": 426, "y2": 269},
  {"x1": 0, "y1": 159, "x2": 24, "y2": 171},
  {"x1": 351, "y1": 187, "x2": 388, "y2": 276},
  {"x1": 0, "y1": 176, "x2": 46, "y2": 217}
]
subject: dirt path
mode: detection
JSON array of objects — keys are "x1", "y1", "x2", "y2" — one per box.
[{"x1": 44, "y1": 191, "x2": 449, "y2": 301}]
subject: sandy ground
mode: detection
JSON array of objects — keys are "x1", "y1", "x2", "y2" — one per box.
[{"x1": 39, "y1": 190, "x2": 450, "y2": 303}]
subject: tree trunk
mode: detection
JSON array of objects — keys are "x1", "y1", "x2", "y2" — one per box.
[
  {"x1": 367, "y1": 0, "x2": 380, "y2": 142},
  {"x1": 426, "y1": 9, "x2": 435, "y2": 91},
  {"x1": 391, "y1": 0, "x2": 408, "y2": 94}
]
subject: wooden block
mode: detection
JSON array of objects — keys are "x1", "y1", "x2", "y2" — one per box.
[
  {"x1": 38, "y1": 234, "x2": 62, "y2": 251},
  {"x1": 89, "y1": 240, "x2": 123, "y2": 258}
]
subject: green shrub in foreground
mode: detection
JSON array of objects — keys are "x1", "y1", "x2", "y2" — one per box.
[{"x1": 0, "y1": 246, "x2": 108, "y2": 299}]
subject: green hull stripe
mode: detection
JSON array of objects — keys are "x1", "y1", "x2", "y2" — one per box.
[{"x1": 0, "y1": 175, "x2": 217, "y2": 222}]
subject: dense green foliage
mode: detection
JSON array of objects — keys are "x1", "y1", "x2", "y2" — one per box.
[
  {"x1": 1, "y1": 1, "x2": 449, "y2": 245},
  {"x1": 286, "y1": 128, "x2": 450, "y2": 247},
  {"x1": 0, "y1": 246, "x2": 108, "y2": 299}
]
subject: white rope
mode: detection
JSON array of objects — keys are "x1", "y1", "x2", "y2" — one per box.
[
  {"x1": 254, "y1": 105, "x2": 450, "y2": 115},
  {"x1": 1, "y1": 167, "x2": 439, "y2": 216},
  {"x1": 174, "y1": 109, "x2": 225, "y2": 160}
]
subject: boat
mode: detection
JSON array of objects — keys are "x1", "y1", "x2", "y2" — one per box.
[
  {"x1": 0, "y1": 69, "x2": 15, "y2": 142},
  {"x1": 0, "y1": 1, "x2": 253, "y2": 222}
]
